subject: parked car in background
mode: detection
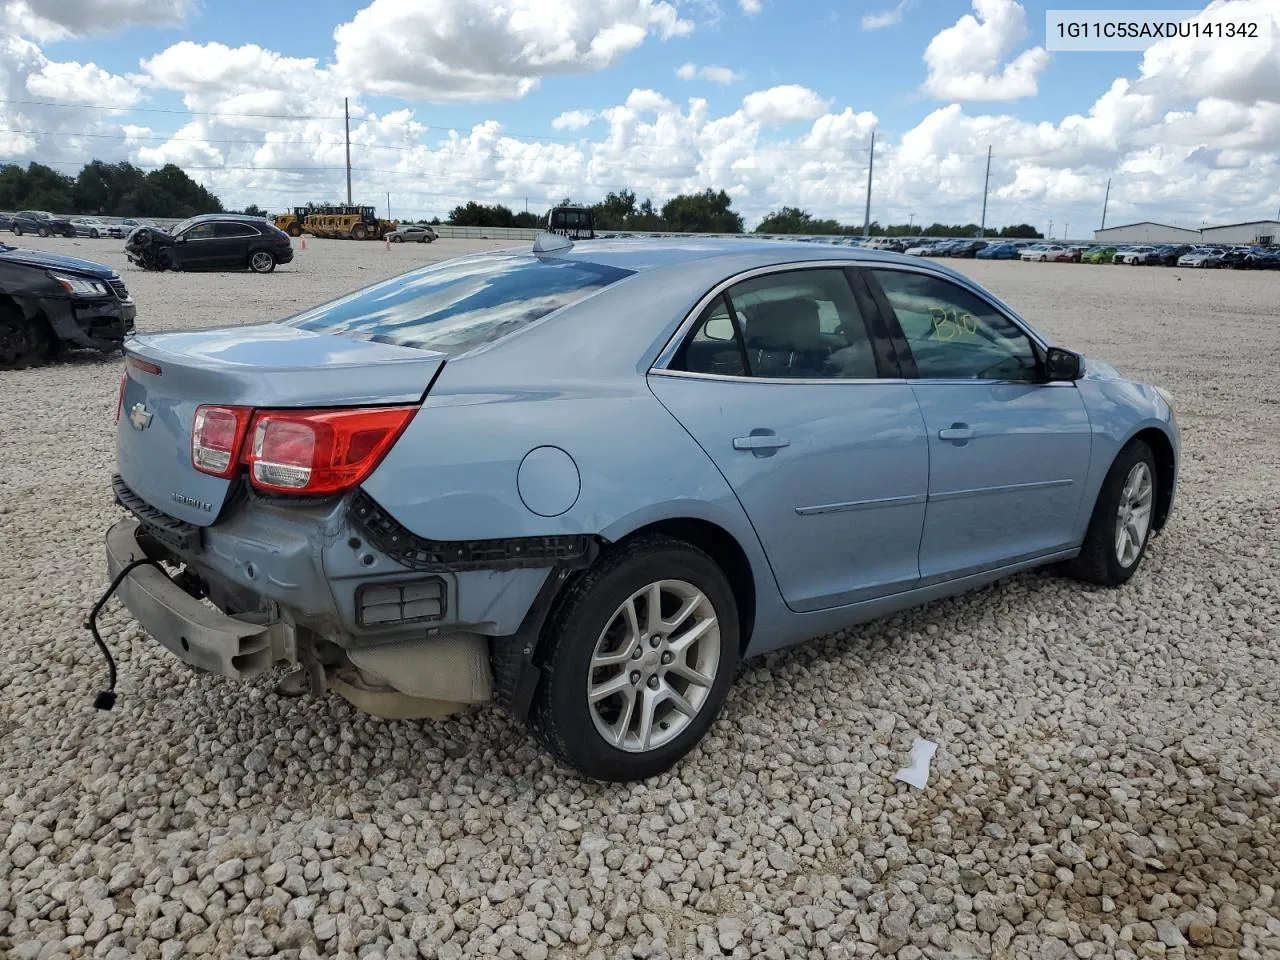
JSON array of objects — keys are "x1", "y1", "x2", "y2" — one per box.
[
  {"x1": 100, "y1": 236, "x2": 1179, "y2": 780},
  {"x1": 1021, "y1": 244, "x2": 1067, "y2": 262},
  {"x1": 385, "y1": 224, "x2": 437, "y2": 244},
  {"x1": 10, "y1": 210, "x2": 76, "y2": 238},
  {"x1": 1176, "y1": 248, "x2": 1225, "y2": 268},
  {"x1": 948, "y1": 240, "x2": 988, "y2": 258},
  {"x1": 70, "y1": 217, "x2": 110, "y2": 239},
  {"x1": 904, "y1": 241, "x2": 937, "y2": 256},
  {"x1": 0, "y1": 239, "x2": 135, "y2": 368},
  {"x1": 1145, "y1": 245, "x2": 1192, "y2": 266},
  {"x1": 1051, "y1": 246, "x2": 1084, "y2": 263},
  {"x1": 1114, "y1": 245, "x2": 1157, "y2": 265},
  {"x1": 119, "y1": 218, "x2": 158, "y2": 238},
  {"x1": 1083, "y1": 246, "x2": 1118, "y2": 264},
  {"x1": 0, "y1": 213, "x2": 13, "y2": 231},
  {"x1": 1217, "y1": 247, "x2": 1269, "y2": 269},
  {"x1": 976, "y1": 242, "x2": 1020, "y2": 259},
  {"x1": 125, "y1": 215, "x2": 294, "y2": 273}
]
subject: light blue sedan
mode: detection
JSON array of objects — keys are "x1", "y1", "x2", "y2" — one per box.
[{"x1": 101, "y1": 236, "x2": 1179, "y2": 781}]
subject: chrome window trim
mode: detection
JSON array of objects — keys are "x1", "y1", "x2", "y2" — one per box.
[{"x1": 649, "y1": 257, "x2": 1051, "y2": 383}]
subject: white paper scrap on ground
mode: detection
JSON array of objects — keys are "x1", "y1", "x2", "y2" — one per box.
[{"x1": 893, "y1": 738, "x2": 938, "y2": 789}]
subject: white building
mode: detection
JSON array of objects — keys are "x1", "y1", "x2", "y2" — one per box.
[
  {"x1": 1093, "y1": 221, "x2": 1202, "y2": 244},
  {"x1": 1200, "y1": 220, "x2": 1280, "y2": 246}
]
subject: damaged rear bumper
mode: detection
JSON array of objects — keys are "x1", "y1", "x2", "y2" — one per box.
[{"x1": 106, "y1": 518, "x2": 294, "y2": 679}]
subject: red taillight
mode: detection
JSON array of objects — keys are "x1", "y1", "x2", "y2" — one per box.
[
  {"x1": 115, "y1": 374, "x2": 127, "y2": 422},
  {"x1": 192, "y1": 405, "x2": 252, "y2": 478},
  {"x1": 243, "y1": 406, "x2": 416, "y2": 495}
]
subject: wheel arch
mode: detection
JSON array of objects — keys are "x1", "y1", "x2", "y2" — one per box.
[
  {"x1": 1128, "y1": 426, "x2": 1176, "y2": 532},
  {"x1": 611, "y1": 516, "x2": 757, "y2": 652}
]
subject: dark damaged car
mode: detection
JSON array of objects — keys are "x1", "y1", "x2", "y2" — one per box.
[{"x1": 0, "y1": 242, "x2": 136, "y2": 368}]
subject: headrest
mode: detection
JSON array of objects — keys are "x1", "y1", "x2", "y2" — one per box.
[{"x1": 743, "y1": 298, "x2": 821, "y2": 349}]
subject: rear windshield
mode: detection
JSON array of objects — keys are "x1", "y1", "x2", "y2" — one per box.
[{"x1": 283, "y1": 253, "x2": 633, "y2": 355}]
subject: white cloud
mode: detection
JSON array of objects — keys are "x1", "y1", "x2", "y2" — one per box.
[
  {"x1": 552, "y1": 109, "x2": 597, "y2": 130},
  {"x1": 2, "y1": 0, "x2": 195, "y2": 41},
  {"x1": 675, "y1": 62, "x2": 743, "y2": 84},
  {"x1": 739, "y1": 0, "x2": 762, "y2": 13},
  {"x1": 922, "y1": 0, "x2": 1049, "y2": 101},
  {"x1": 2, "y1": 0, "x2": 1279, "y2": 238},
  {"x1": 742, "y1": 85, "x2": 831, "y2": 124},
  {"x1": 330, "y1": 0, "x2": 694, "y2": 102},
  {"x1": 862, "y1": 0, "x2": 908, "y2": 31}
]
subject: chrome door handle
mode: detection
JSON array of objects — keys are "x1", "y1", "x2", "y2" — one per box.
[
  {"x1": 733, "y1": 434, "x2": 790, "y2": 451},
  {"x1": 938, "y1": 424, "x2": 975, "y2": 443}
]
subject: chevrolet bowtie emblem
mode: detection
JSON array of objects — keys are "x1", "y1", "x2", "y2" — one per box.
[{"x1": 129, "y1": 402, "x2": 153, "y2": 431}]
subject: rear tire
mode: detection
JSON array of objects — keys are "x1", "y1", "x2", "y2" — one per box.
[
  {"x1": 391, "y1": 235, "x2": 403, "y2": 243},
  {"x1": 37, "y1": 226, "x2": 50, "y2": 238},
  {"x1": 0, "y1": 307, "x2": 52, "y2": 370},
  {"x1": 287, "y1": 224, "x2": 302, "y2": 237},
  {"x1": 90, "y1": 229, "x2": 100, "y2": 239},
  {"x1": 351, "y1": 223, "x2": 369, "y2": 241},
  {"x1": 529, "y1": 535, "x2": 740, "y2": 781},
  {"x1": 12, "y1": 225, "x2": 21, "y2": 236},
  {"x1": 249, "y1": 250, "x2": 276, "y2": 274},
  {"x1": 1061, "y1": 440, "x2": 1158, "y2": 587}
]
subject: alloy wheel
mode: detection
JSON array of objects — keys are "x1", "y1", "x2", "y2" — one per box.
[
  {"x1": 587, "y1": 579, "x2": 721, "y2": 753},
  {"x1": 1115, "y1": 462, "x2": 1154, "y2": 567},
  {"x1": 251, "y1": 252, "x2": 274, "y2": 272}
]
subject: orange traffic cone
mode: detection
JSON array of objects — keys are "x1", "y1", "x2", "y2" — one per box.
[
  {"x1": 299, "y1": 237, "x2": 307, "y2": 251},
  {"x1": 384, "y1": 237, "x2": 390, "y2": 251}
]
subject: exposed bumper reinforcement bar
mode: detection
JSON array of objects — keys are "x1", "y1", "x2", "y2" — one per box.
[{"x1": 106, "y1": 518, "x2": 294, "y2": 679}]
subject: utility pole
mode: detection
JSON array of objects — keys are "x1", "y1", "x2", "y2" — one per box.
[
  {"x1": 344, "y1": 97, "x2": 353, "y2": 206},
  {"x1": 386, "y1": 192, "x2": 390, "y2": 221},
  {"x1": 1048, "y1": 219, "x2": 1054, "y2": 238},
  {"x1": 909, "y1": 212, "x2": 914, "y2": 230},
  {"x1": 1100, "y1": 178, "x2": 1111, "y2": 230},
  {"x1": 862, "y1": 129, "x2": 875, "y2": 238},
  {"x1": 979, "y1": 144, "x2": 992, "y2": 237},
  {"x1": 1064, "y1": 222, "x2": 1069, "y2": 241}
]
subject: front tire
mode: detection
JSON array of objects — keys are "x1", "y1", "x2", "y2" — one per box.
[
  {"x1": 391, "y1": 235, "x2": 403, "y2": 243},
  {"x1": 351, "y1": 223, "x2": 369, "y2": 241},
  {"x1": 12, "y1": 225, "x2": 21, "y2": 236},
  {"x1": 529, "y1": 535, "x2": 740, "y2": 781},
  {"x1": 37, "y1": 226, "x2": 49, "y2": 238},
  {"x1": 0, "y1": 307, "x2": 52, "y2": 370},
  {"x1": 1061, "y1": 440, "x2": 1158, "y2": 587},
  {"x1": 249, "y1": 250, "x2": 276, "y2": 273}
]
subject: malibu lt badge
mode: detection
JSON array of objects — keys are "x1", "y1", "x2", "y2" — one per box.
[{"x1": 128, "y1": 402, "x2": 153, "y2": 431}]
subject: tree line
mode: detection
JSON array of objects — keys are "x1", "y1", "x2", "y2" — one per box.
[
  {"x1": 0, "y1": 158, "x2": 1042, "y2": 238},
  {"x1": 0, "y1": 161, "x2": 224, "y2": 219},
  {"x1": 447, "y1": 191, "x2": 1041, "y2": 238}
]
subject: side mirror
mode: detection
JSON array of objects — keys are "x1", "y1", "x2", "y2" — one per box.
[{"x1": 1044, "y1": 346, "x2": 1083, "y2": 382}]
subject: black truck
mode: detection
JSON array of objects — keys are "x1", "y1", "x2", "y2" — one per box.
[{"x1": 0, "y1": 242, "x2": 136, "y2": 368}]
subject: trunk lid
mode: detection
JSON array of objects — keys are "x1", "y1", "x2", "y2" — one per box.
[{"x1": 117, "y1": 323, "x2": 445, "y2": 526}]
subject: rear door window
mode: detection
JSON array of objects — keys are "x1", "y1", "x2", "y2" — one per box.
[{"x1": 284, "y1": 254, "x2": 634, "y2": 355}]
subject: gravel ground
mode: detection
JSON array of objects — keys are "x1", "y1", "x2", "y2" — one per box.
[{"x1": 2, "y1": 237, "x2": 1278, "y2": 960}]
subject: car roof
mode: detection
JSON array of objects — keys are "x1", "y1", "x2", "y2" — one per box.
[
  {"x1": 522, "y1": 235, "x2": 979, "y2": 276},
  {"x1": 433, "y1": 236, "x2": 1047, "y2": 384}
]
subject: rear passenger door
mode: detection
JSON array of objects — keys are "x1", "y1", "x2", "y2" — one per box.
[
  {"x1": 212, "y1": 221, "x2": 260, "y2": 268},
  {"x1": 863, "y1": 267, "x2": 1092, "y2": 582},
  {"x1": 648, "y1": 266, "x2": 930, "y2": 613}
]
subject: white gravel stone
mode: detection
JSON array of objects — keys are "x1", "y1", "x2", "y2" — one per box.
[{"x1": 1, "y1": 245, "x2": 1278, "y2": 960}]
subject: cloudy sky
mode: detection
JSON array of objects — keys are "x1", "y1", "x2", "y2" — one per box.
[{"x1": 1, "y1": 0, "x2": 1277, "y2": 233}]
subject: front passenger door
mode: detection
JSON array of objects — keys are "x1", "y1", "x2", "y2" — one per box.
[{"x1": 865, "y1": 268, "x2": 1092, "y2": 582}]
